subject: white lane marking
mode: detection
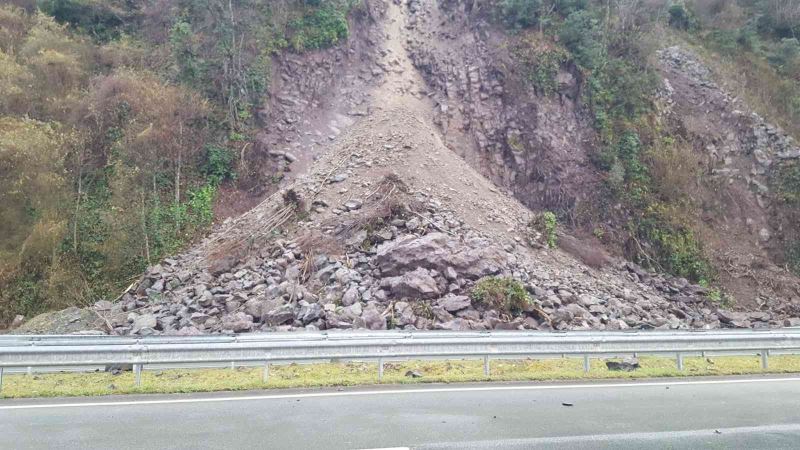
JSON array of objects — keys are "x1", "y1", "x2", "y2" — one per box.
[
  {"x1": 2, "y1": 377, "x2": 800, "y2": 410},
  {"x1": 358, "y1": 448, "x2": 410, "y2": 450},
  {"x1": 421, "y1": 424, "x2": 800, "y2": 449}
]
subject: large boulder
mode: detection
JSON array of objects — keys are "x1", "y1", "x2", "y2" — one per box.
[
  {"x1": 221, "y1": 312, "x2": 254, "y2": 332},
  {"x1": 384, "y1": 267, "x2": 441, "y2": 299},
  {"x1": 358, "y1": 304, "x2": 387, "y2": 330},
  {"x1": 375, "y1": 233, "x2": 507, "y2": 279},
  {"x1": 436, "y1": 295, "x2": 472, "y2": 312},
  {"x1": 244, "y1": 297, "x2": 282, "y2": 321},
  {"x1": 131, "y1": 313, "x2": 157, "y2": 334}
]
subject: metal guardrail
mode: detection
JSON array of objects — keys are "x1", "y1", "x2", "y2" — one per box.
[{"x1": 2, "y1": 329, "x2": 800, "y2": 390}]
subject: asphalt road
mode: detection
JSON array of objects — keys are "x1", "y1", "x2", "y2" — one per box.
[{"x1": 3, "y1": 376, "x2": 800, "y2": 449}]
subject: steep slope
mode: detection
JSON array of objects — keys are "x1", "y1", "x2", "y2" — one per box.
[{"x1": 14, "y1": 0, "x2": 800, "y2": 335}]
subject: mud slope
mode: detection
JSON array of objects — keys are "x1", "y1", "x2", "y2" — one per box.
[{"x1": 14, "y1": 0, "x2": 800, "y2": 335}]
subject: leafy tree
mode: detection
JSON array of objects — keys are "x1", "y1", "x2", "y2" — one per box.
[{"x1": 668, "y1": 3, "x2": 695, "y2": 31}]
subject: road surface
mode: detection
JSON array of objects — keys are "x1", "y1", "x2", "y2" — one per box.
[{"x1": 2, "y1": 376, "x2": 800, "y2": 449}]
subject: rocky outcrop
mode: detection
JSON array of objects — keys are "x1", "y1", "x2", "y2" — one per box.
[{"x1": 404, "y1": 0, "x2": 601, "y2": 216}]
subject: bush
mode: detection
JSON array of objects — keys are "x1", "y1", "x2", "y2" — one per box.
[
  {"x1": 788, "y1": 241, "x2": 800, "y2": 276},
  {"x1": 202, "y1": 144, "x2": 237, "y2": 185},
  {"x1": 531, "y1": 211, "x2": 558, "y2": 248},
  {"x1": 559, "y1": 10, "x2": 605, "y2": 70},
  {"x1": 668, "y1": 3, "x2": 696, "y2": 30},
  {"x1": 636, "y1": 204, "x2": 713, "y2": 283},
  {"x1": 37, "y1": 0, "x2": 128, "y2": 42},
  {"x1": 288, "y1": 3, "x2": 350, "y2": 52},
  {"x1": 774, "y1": 162, "x2": 800, "y2": 205},
  {"x1": 513, "y1": 35, "x2": 570, "y2": 94},
  {"x1": 471, "y1": 277, "x2": 531, "y2": 315},
  {"x1": 500, "y1": 0, "x2": 543, "y2": 29},
  {"x1": 767, "y1": 38, "x2": 800, "y2": 77}
]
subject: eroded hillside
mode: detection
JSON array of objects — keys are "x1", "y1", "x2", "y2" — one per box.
[{"x1": 15, "y1": 0, "x2": 800, "y2": 335}]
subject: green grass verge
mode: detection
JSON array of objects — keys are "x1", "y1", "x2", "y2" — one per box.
[{"x1": 3, "y1": 355, "x2": 800, "y2": 399}]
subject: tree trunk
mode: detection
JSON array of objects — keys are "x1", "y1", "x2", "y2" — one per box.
[
  {"x1": 140, "y1": 192, "x2": 151, "y2": 265},
  {"x1": 175, "y1": 151, "x2": 182, "y2": 204},
  {"x1": 176, "y1": 122, "x2": 183, "y2": 204},
  {"x1": 72, "y1": 155, "x2": 83, "y2": 253}
]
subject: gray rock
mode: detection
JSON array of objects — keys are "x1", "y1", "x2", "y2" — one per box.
[
  {"x1": 330, "y1": 173, "x2": 348, "y2": 183},
  {"x1": 131, "y1": 314, "x2": 157, "y2": 334},
  {"x1": 375, "y1": 233, "x2": 507, "y2": 279},
  {"x1": 221, "y1": 312, "x2": 254, "y2": 332},
  {"x1": 436, "y1": 318, "x2": 471, "y2": 331},
  {"x1": 10, "y1": 314, "x2": 24, "y2": 329},
  {"x1": 394, "y1": 301, "x2": 416, "y2": 327},
  {"x1": 244, "y1": 298, "x2": 271, "y2": 319},
  {"x1": 716, "y1": 309, "x2": 748, "y2": 324},
  {"x1": 784, "y1": 318, "x2": 800, "y2": 327},
  {"x1": 298, "y1": 303, "x2": 322, "y2": 324},
  {"x1": 436, "y1": 295, "x2": 471, "y2": 312},
  {"x1": 360, "y1": 305, "x2": 387, "y2": 330},
  {"x1": 386, "y1": 268, "x2": 441, "y2": 299},
  {"x1": 344, "y1": 199, "x2": 363, "y2": 211},
  {"x1": 342, "y1": 286, "x2": 360, "y2": 306},
  {"x1": 578, "y1": 294, "x2": 601, "y2": 307},
  {"x1": 285, "y1": 265, "x2": 302, "y2": 281},
  {"x1": 264, "y1": 305, "x2": 295, "y2": 326},
  {"x1": 606, "y1": 357, "x2": 640, "y2": 372}
]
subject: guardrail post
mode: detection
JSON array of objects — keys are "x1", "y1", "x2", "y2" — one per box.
[
  {"x1": 761, "y1": 350, "x2": 769, "y2": 369},
  {"x1": 483, "y1": 355, "x2": 490, "y2": 376},
  {"x1": 263, "y1": 362, "x2": 270, "y2": 383},
  {"x1": 0, "y1": 367, "x2": 4, "y2": 392},
  {"x1": 134, "y1": 364, "x2": 142, "y2": 387},
  {"x1": 583, "y1": 355, "x2": 590, "y2": 373},
  {"x1": 230, "y1": 361, "x2": 235, "y2": 370},
  {"x1": 676, "y1": 353, "x2": 684, "y2": 371},
  {"x1": 378, "y1": 357, "x2": 384, "y2": 381}
]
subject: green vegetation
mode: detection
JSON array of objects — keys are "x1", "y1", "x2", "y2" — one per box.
[
  {"x1": 0, "y1": 2, "x2": 358, "y2": 323},
  {"x1": 531, "y1": 211, "x2": 558, "y2": 248},
  {"x1": 3, "y1": 354, "x2": 800, "y2": 399},
  {"x1": 498, "y1": 0, "x2": 711, "y2": 282},
  {"x1": 691, "y1": 0, "x2": 800, "y2": 136},
  {"x1": 512, "y1": 35, "x2": 570, "y2": 95},
  {"x1": 775, "y1": 162, "x2": 800, "y2": 205},
  {"x1": 288, "y1": 1, "x2": 353, "y2": 52},
  {"x1": 788, "y1": 241, "x2": 800, "y2": 276},
  {"x1": 471, "y1": 277, "x2": 532, "y2": 315}
]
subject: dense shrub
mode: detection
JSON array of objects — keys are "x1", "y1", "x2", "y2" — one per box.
[
  {"x1": 471, "y1": 277, "x2": 532, "y2": 315},
  {"x1": 668, "y1": 3, "x2": 696, "y2": 31},
  {"x1": 775, "y1": 162, "x2": 800, "y2": 205},
  {"x1": 636, "y1": 205, "x2": 712, "y2": 283},
  {"x1": 288, "y1": 3, "x2": 350, "y2": 51},
  {"x1": 788, "y1": 241, "x2": 800, "y2": 276},
  {"x1": 513, "y1": 35, "x2": 570, "y2": 94}
]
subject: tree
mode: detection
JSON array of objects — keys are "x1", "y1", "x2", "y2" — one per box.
[{"x1": 0, "y1": 117, "x2": 71, "y2": 275}]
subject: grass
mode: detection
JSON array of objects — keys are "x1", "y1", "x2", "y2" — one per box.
[{"x1": 3, "y1": 355, "x2": 800, "y2": 399}]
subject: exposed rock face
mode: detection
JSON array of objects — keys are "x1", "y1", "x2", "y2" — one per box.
[
  {"x1": 405, "y1": 1, "x2": 601, "y2": 216},
  {"x1": 656, "y1": 46, "x2": 800, "y2": 307}
]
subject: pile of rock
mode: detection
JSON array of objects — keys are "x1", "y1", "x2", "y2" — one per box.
[{"x1": 79, "y1": 194, "x2": 799, "y2": 337}]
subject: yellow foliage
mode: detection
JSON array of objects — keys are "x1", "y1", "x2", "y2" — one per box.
[
  {"x1": 20, "y1": 12, "x2": 87, "y2": 60},
  {"x1": 0, "y1": 4, "x2": 29, "y2": 53},
  {"x1": 0, "y1": 49, "x2": 32, "y2": 113},
  {"x1": 28, "y1": 48, "x2": 86, "y2": 93},
  {"x1": 0, "y1": 117, "x2": 70, "y2": 269}
]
